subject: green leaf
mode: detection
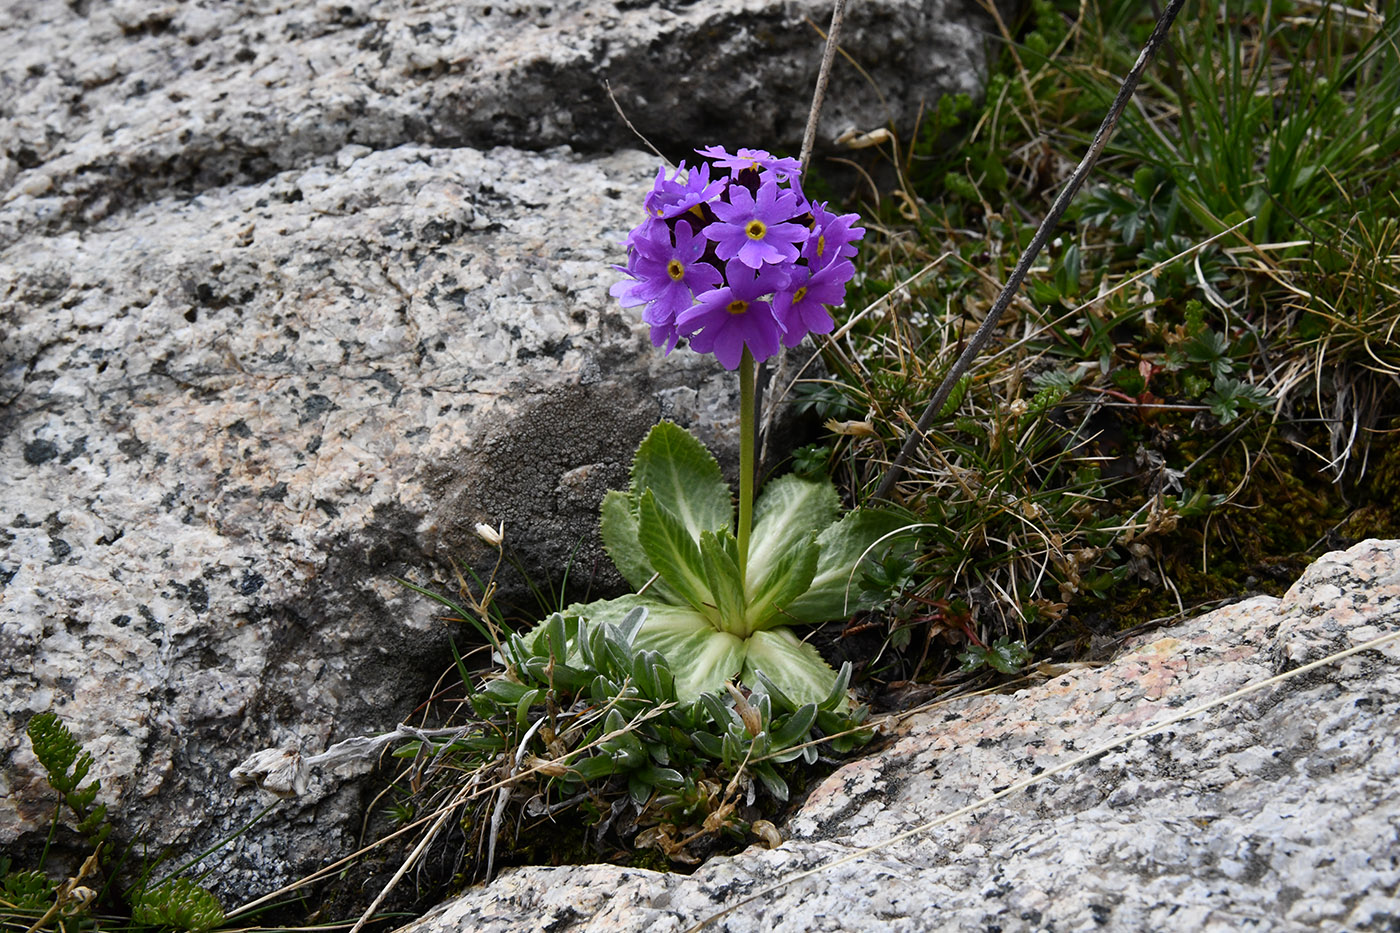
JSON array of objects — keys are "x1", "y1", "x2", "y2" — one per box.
[
  {"x1": 638, "y1": 490, "x2": 717, "y2": 619},
  {"x1": 629, "y1": 606, "x2": 747, "y2": 700},
  {"x1": 781, "y1": 508, "x2": 914, "y2": 624},
  {"x1": 130, "y1": 878, "x2": 225, "y2": 933},
  {"x1": 768, "y1": 703, "x2": 819, "y2": 750},
  {"x1": 691, "y1": 731, "x2": 723, "y2": 758},
  {"x1": 600, "y1": 489, "x2": 657, "y2": 591},
  {"x1": 751, "y1": 762, "x2": 789, "y2": 802},
  {"x1": 568, "y1": 755, "x2": 617, "y2": 782},
  {"x1": 746, "y1": 475, "x2": 839, "y2": 587},
  {"x1": 745, "y1": 533, "x2": 820, "y2": 634},
  {"x1": 699, "y1": 530, "x2": 747, "y2": 634},
  {"x1": 740, "y1": 628, "x2": 842, "y2": 708},
  {"x1": 1, "y1": 869, "x2": 56, "y2": 911},
  {"x1": 515, "y1": 689, "x2": 541, "y2": 728},
  {"x1": 630, "y1": 421, "x2": 733, "y2": 542},
  {"x1": 482, "y1": 678, "x2": 534, "y2": 705}
]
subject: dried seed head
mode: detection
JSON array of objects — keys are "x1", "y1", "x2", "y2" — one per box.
[
  {"x1": 230, "y1": 746, "x2": 309, "y2": 799},
  {"x1": 474, "y1": 521, "x2": 504, "y2": 548},
  {"x1": 751, "y1": 819, "x2": 782, "y2": 849}
]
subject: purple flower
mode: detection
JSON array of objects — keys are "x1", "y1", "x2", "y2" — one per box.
[
  {"x1": 704, "y1": 178, "x2": 808, "y2": 269},
  {"x1": 676, "y1": 259, "x2": 789, "y2": 369},
  {"x1": 643, "y1": 161, "x2": 726, "y2": 223},
  {"x1": 772, "y1": 258, "x2": 855, "y2": 347},
  {"x1": 612, "y1": 144, "x2": 864, "y2": 368},
  {"x1": 804, "y1": 202, "x2": 865, "y2": 269},
  {"x1": 695, "y1": 145, "x2": 803, "y2": 180},
  {"x1": 612, "y1": 220, "x2": 721, "y2": 352}
]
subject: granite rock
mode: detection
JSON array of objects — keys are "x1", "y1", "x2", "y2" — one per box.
[
  {"x1": 400, "y1": 539, "x2": 1400, "y2": 933},
  {"x1": 0, "y1": 0, "x2": 999, "y2": 250},
  {"x1": 0, "y1": 0, "x2": 1005, "y2": 905}
]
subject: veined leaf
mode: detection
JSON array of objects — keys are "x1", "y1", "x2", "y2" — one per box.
[
  {"x1": 630, "y1": 421, "x2": 733, "y2": 542},
  {"x1": 740, "y1": 627, "x2": 844, "y2": 708},
  {"x1": 699, "y1": 530, "x2": 747, "y2": 635},
  {"x1": 638, "y1": 490, "x2": 717, "y2": 619},
  {"x1": 600, "y1": 489, "x2": 657, "y2": 591},
  {"x1": 629, "y1": 605, "x2": 747, "y2": 700},
  {"x1": 782, "y1": 508, "x2": 913, "y2": 624},
  {"x1": 745, "y1": 533, "x2": 819, "y2": 633},
  {"x1": 746, "y1": 475, "x2": 839, "y2": 587}
]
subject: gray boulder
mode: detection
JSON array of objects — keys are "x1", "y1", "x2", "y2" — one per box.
[
  {"x1": 399, "y1": 538, "x2": 1400, "y2": 932},
  {"x1": 0, "y1": 0, "x2": 1004, "y2": 905}
]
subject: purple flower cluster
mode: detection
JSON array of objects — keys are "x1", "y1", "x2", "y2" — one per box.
[{"x1": 611, "y1": 146, "x2": 864, "y2": 370}]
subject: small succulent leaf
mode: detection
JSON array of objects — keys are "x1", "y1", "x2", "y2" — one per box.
[
  {"x1": 591, "y1": 674, "x2": 628, "y2": 705},
  {"x1": 781, "y1": 508, "x2": 914, "y2": 624},
  {"x1": 630, "y1": 650, "x2": 659, "y2": 698},
  {"x1": 631, "y1": 613, "x2": 748, "y2": 701},
  {"x1": 628, "y1": 773, "x2": 652, "y2": 807},
  {"x1": 740, "y1": 628, "x2": 843, "y2": 708},
  {"x1": 752, "y1": 761, "x2": 789, "y2": 802},
  {"x1": 745, "y1": 533, "x2": 820, "y2": 633},
  {"x1": 649, "y1": 650, "x2": 678, "y2": 702},
  {"x1": 617, "y1": 605, "x2": 648, "y2": 646},
  {"x1": 746, "y1": 475, "x2": 840, "y2": 587},
  {"x1": 631, "y1": 421, "x2": 734, "y2": 540},
  {"x1": 547, "y1": 662, "x2": 596, "y2": 693},
  {"x1": 538, "y1": 612, "x2": 569, "y2": 660},
  {"x1": 698, "y1": 692, "x2": 733, "y2": 729},
  {"x1": 600, "y1": 489, "x2": 657, "y2": 591},
  {"x1": 639, "y1": 490, "x2": 717, "y2": 616},
  {"x1": 483, "y1": 678, "x2": 534, "y2": 705},
  {"x1": 692, "y1": 731, "x2": 723, "y2": 758},
  {"x1": 515, "y1": 689, "x2": 540, "y2": 727},
  {"x1": 569, "y1": 755, "x2": 617, "y2": 781},
  {"x1": 502, "y1": 632, "x2": 533, "y2": 670},
  {"x1": 750, "y1": 668, "x2": 799, "y2": 715},
  {"x1": 609, "y1": 734, "x2": 648, "y2": 770},
  {"x1": 641, "y1": 763, "x2": 685, "y2": 788},
  {"x1": 769, "y1": 703, "x2": 819, "y2": 749},
  {"x1": 631, "y1": 650, "x2": 677, "y2": 702},
  {"x1": 699, "y1": 530, "x2": 747, "y2": 633},
  {"x1": 820, "y1": 662, "x2": 855, "y2": 711}
]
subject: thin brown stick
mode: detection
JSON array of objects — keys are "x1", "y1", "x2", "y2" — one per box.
[
  {"x1": 871, "y1": 0, "x2": 1188, "y2": 502},
  {"x1": 760, "y1": 0, "x2": 850, "y2": 470},
  {"x1": 799, "y1": 0, "x2": 848, "y2": 175}
]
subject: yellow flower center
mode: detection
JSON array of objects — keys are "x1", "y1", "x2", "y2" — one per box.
[
  {"x1": 792, "y1": 286, "x2": 808, "y2": 304},
  {"x1": 667, "y1": 260, "x2": 685, "y2": 282},
  {"x1": 726, "y1": 299, "x2": 749, "y2": 315},
  {"x1": 745, "y1": 220, "x2": 767, "y2": 241},
  {"x1": 815, "y1": 234, "x2": 827, "y2": 258}
]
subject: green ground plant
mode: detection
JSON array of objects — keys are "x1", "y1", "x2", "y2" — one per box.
[
  {"x1": 3, "y1": 714, "x2": 227, "y2": 933},
  {"x1": 806, "y1": 0, "x2": 1400, "y2": 688}
]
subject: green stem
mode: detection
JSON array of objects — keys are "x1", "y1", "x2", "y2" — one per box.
[{"x1": 738, "y1": 348, "x2": 756, "y2": 593}]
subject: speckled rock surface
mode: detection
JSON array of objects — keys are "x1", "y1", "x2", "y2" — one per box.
[
  {"x1": 1, "y1": 0, "x2": 1004, "y2": 902},
  {"x1": 0, "y1": 0, "x2": 999, "y2": 250},
  {"x1": 401, "y1": 539, "x2": 1400, "y2": 933}
]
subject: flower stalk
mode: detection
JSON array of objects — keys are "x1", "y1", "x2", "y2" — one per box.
[{"x1": 738, "y1": 347, "x2": 756, "y2": 590}]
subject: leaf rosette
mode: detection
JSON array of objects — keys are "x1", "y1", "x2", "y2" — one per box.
[{"x1": 531, "y1": 421, "x2": 910, "y2": 705}]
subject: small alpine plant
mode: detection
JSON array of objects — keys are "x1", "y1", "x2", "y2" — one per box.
[{"x1": 535, "y1": 146, "x2": 908, "y2": 707}]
